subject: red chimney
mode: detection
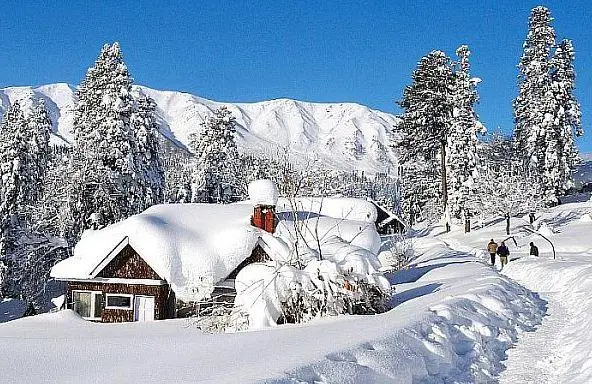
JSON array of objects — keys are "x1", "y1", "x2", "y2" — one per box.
[
  {"x1": 248, "y1": 179, "x2": 279, "y2": 233},
  {"x1": 252, "y1": 205, "x2": 276, "y2": 233}
]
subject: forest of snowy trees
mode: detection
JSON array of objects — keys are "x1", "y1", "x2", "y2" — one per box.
[
  {"x1": 0, "y1": 6, "x2": 584, "y2": 313},
  {"x1": 397, "y1": 6, "x2": 583, "y2": 231}
]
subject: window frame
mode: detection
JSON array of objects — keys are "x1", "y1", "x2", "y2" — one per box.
[
  {"x1": 72, "y1": 290, "x2": 103, "y2": 320},
  {"x1": 104, "y1": 293, "x2": 134, "y2": 310}
]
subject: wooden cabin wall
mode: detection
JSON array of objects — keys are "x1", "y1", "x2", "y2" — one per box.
[
  {"x1": 67, "y1": 282, "x2": 175, "y2": 322},
  {"x1": 98, "y1": 244, "x2": 160, "y2": 280}
]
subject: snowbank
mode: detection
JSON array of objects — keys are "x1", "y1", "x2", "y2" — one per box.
[
  {"x1": 51, "y1": 203, "x2": 260, "y2": 301},
  {"x1": 1, "y1": 240, "x2": 545, "y2": 383}
]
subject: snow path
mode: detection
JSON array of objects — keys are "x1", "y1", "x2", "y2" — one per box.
[{"x1": 497, "y1": 291, "x2": 565, "y2": 384}]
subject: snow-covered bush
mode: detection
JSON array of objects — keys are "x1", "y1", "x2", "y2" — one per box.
[
  {"x1": 378, "y1": 234, "x2": 415, "y2": 272},
  {"x1": 233, "y1": 234, "x2": 392, "y2": 330}
]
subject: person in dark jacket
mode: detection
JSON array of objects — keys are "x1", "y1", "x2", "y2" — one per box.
[
  {"x1": 529, "y1": 242, "x2": 539, "y2": 257},
  {"x1": 497, "y1": 241, "x2": 510, "y2": 268}
]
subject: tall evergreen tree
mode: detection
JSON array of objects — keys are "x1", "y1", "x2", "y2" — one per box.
[
  {"x1": 0, "y1": 102, "x2": 31, "y2": 257},
  {"x1": 447, "y1": 45, "x2": 483, "y2": 223},
  {"x1": 190, "y1": 106, "x2": 241, "y2": 203},
  {"x1": 131, "y1": 92, "x2": 166, "y2": 207},
  {"x1": 27, "y1": 100, "x2": 52, "y2": 204},
  {"x1": 68, "y1": 42, "x2": 163, "y2": 239},
  {"x1": 513, "y1": 6, "x2": 557, "y2": 201},
  {"x1": 0, "y1": 100, "x2": 53, "y2": 302},
  {"x1": 397, "y1": 50, "x2": 455, "y2": 227},
  {"x1": 549, "y1": 39, "x2": 583, "y2": 194}
]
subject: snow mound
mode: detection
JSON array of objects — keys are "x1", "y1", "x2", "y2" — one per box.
[
  {"x1": 51, "y1": 203, "x2": 260, "y2": 301},
  {"x1": 248, "y1": 179, "x2": 278, "y2": 206}
]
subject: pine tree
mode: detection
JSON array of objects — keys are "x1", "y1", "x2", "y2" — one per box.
[
  {"x1": 447, "y1": 45, "x2": 483, "y2": 224},
  {"x1": 68, "y1": 42, "x2": 163, "y2": 239},
  {"x1": 513, "y1": 6, "x2": 557, "y2": 202},
  {"x1": 0, "y1": 100, "x2": 53, "y2": 302},
  {"x1": 27, "y1": 100, "x2": 52, "y2": 204},
  {"x1": 131, "y1": 92, "x2": 165, "y2": 207},
  {"x1": 550, "y1": 39, "x2": 583, "y2": 194},
  {"x1": 0, "y1": 102, "x2": 32, "y2": 233},
  {"x1": 190, "y1": 106, "x2": 241, "y2": 203},
  {"x1": 397, "y1": 50, "x2": 455, "y2": 227}
]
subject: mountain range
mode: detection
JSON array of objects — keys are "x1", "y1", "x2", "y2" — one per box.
[{"x1": 0, "y1": 83, "x2": 401, "y2": 174}]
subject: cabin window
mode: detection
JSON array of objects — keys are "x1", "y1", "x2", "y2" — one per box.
[
  {"x1": 72, "y1": 290, "x2": 103, "y2": 320},
  {"x1": 105, "y1": 294, "x2": 133, "y2": 310}
]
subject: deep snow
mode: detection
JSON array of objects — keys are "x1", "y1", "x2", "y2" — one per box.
[{"x1": 2, "y1": 199, "x2": 591, "y2": 383}]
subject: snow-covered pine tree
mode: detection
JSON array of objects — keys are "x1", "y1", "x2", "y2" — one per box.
[
  {"x1": 549, "y1": 39, "x2": 583, "y2": 195},
  {"x1": 513, "y1": 6, "x2": 556, "y2": 202},
  {"x1": 26, "y1": 100, "x2": 52, "y2": 204},
  {"x1": 189, "y1": 106, "x2": 241, "y2": 203},
  {"x1": 131, "y1": 92, "x2": 165, "y2": 207},
  {"x1": 0, "y1": 102, "x2": 29, "y2": 293},
  {"x1": 0, "y1": 100, "x2": 54, "y2": 302},
  {"x1": 0, "y1": 102, "x2": 32, "y2": 237},
  {"x1": 397, "y1": 50, "x2": 455, "y2": 228},
  {"x1": 447, "y1": 45, "x2": 484, "y2": 228},
  {"x1": 68, "y1": 42, "x2": 155, "y2": 239}
]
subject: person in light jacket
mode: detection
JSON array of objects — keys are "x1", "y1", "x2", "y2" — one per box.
[{"x1": 487, "y1": 239, "x2": 498, "y2": 265}]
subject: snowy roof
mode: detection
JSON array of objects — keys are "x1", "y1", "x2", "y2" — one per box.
[
  {"x1": 51, "y1": 196, "x2": 383, "y2": 302},
  {"x1": 276, "y1": 197, "x2": 378, "y2": 223},
  {"x1": 51, "y1": 203, "x2": 261, "y2": 301},
  {"x1": 366, "y1": 198, "x2": 408, "y2": 228}
]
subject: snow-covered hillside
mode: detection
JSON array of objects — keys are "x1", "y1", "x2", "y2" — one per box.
[{"x1": 0, "y1": 84, "x2": 400, "y2": 174}]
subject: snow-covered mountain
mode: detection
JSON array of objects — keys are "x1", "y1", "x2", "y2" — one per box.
[{"x1": 0, "y1": 83, "x2": 400, "y2": 174}]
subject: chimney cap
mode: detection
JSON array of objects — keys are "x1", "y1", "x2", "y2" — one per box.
[{"x1": 248, "y1": 179, "x2": 279, "y2": 206}]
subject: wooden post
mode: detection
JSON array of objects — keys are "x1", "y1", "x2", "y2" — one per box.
[
  {"x1": 465, "y1": 218, "x2": 471, "y2": 233},
  {"x1": 440, "y1": 141, "x2": 449, "y2": 233},
  {"x1": 506, "y1": 214, "x2": 510, "y2": 235}
]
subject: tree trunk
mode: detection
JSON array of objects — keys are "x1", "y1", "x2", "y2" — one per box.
[
  {"x1": 529, "y1": 212, "x2": 535, "y2": 224},
  {"x1": 440, "y1": 141, "x2": 449, "y2": 232},
  {"x1": 506, "y1": 214, "x2": 510, "y2": 235}
]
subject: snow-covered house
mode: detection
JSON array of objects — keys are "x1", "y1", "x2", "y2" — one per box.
[
  {"x1": 51, "y1": 180, "x2": 281, "y2": 323},
  {"x1": 51, "y1": 180, "x2": 388, "y2": 324},
  {"x1": 366, "y1": 198, "x2": 407, "y2": 234}
]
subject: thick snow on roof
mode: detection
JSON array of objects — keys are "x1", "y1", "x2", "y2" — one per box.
[
  {"x1": 248, "y1": 179, "x2": 279, "y2": 206},
  {"x1": 275, "y1": 213, "x2": 381, "y2": 256},
  {"x1": 276, "y1": 196, "x2": 378, "y2": 223},
  {"x1": 51, "y1": 203, "x2": 260, "y2": 301}
]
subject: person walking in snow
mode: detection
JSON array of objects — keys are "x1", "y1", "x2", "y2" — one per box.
[
  {"x1": 487, "y1": 239, "x2": 498, "y2": 265},
  {"x1": 497, "y1": 241, "x2": 510, "y2": 268},
  {"x1": 529, "y1": 242, "x2": 539, "y2": 257}
]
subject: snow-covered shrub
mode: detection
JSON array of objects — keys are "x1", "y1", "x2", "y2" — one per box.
[
  {"x1": 193, "y1": 302, "x2": 249, "y2": 333},
  {"x1": 233, "y1": 234, "x2": 392, "y2": 330},
  {"x1": 378, "y1": 234, "x2": 415, "y2": 272}
]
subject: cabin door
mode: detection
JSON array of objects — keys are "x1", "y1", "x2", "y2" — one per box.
[{"x1": 134, "y1": 296, "x2": 155, "y2": 321}]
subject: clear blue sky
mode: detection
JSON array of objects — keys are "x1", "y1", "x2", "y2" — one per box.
[{"x1": 1, "y1": 0, "x2": 590, "y2": 152}]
